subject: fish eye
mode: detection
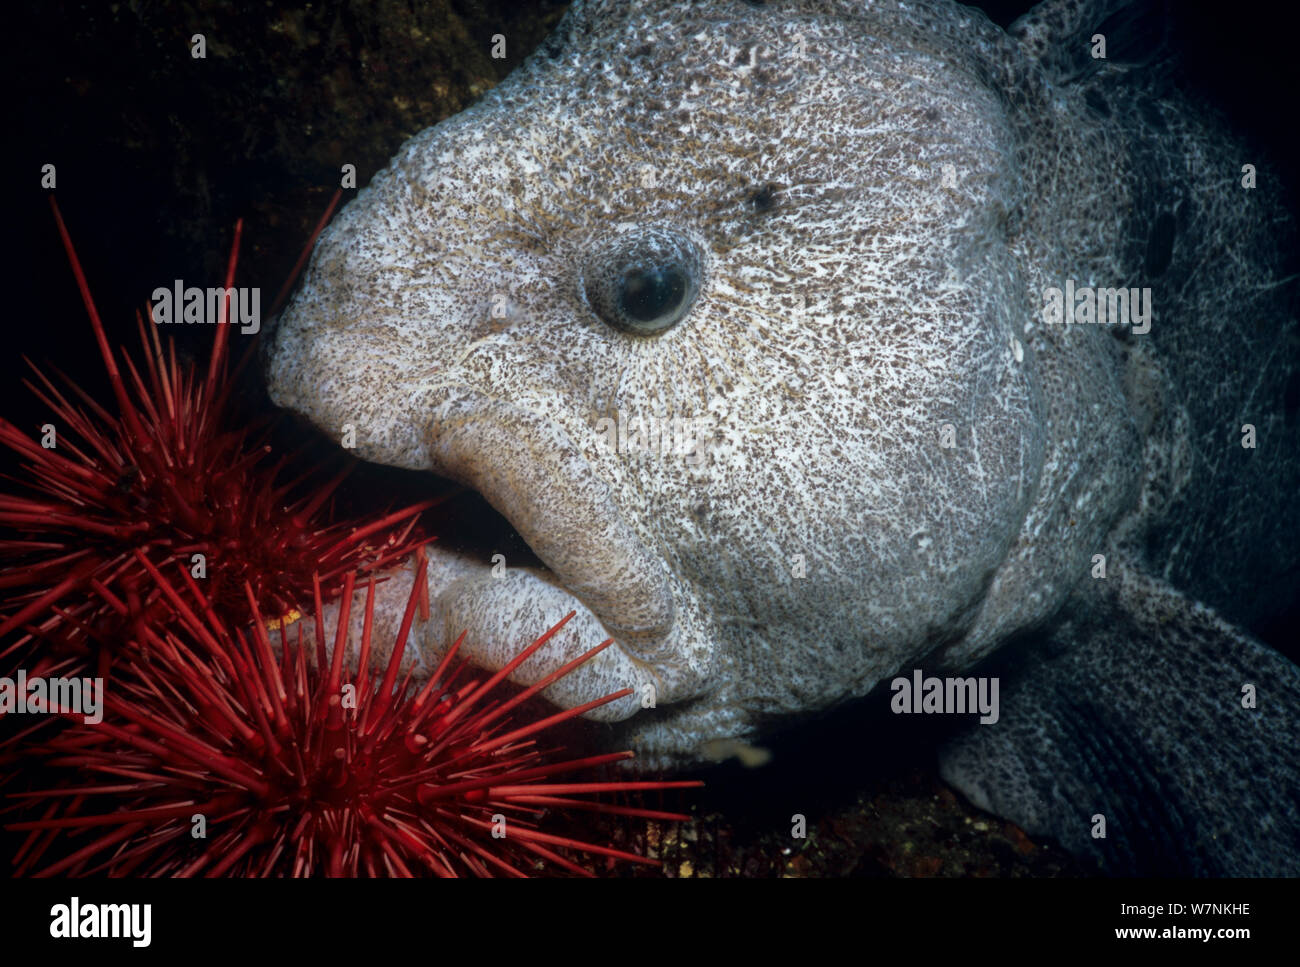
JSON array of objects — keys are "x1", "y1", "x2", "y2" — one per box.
[
  {"x1": 619, "y1": 263, "x2": 688, "y2": 326},
  {"x1": 582, "y1": 227, "x2": 703, "y2": 335}
]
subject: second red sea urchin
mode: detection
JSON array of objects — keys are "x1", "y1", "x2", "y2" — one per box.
[{"x1": 4, "y1": 555, "x2": 699, "y2": 877}]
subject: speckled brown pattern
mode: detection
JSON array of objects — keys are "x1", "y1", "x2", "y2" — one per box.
[{"x1": 265, "y1": 0, "x2": 1298, "y2": 873}]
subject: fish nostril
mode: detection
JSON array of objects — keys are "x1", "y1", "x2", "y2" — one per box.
[{"x1": 580, "y1": 225, "x2": 704, "y2": 335}]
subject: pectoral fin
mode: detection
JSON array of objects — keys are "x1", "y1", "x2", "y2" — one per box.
[{"x1": 939, "y1": 567, "x2": 1300, "y2": 875}]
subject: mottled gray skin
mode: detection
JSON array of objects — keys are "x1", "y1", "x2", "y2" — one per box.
[{"x1": 266, "y1": 0, "x2": 1299, "y2": 873}]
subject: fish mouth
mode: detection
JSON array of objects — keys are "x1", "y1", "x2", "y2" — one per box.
[{"x1": 412, "y1": 388, "x2": 686, "y2": 721}]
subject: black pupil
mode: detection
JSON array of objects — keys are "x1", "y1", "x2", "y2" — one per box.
[{"x1": 619, "y1": 264, "x2": 686, "y2": 324}]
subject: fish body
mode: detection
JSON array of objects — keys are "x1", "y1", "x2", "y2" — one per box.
[{"x1": 267, "y1": 0, "x2": 1300, "y2": 874}]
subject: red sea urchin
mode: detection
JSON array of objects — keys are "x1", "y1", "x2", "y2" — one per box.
[
  {"x1": 1, "y1": 198, "x2": 700, "y2": 877},
  {"x1": 0, "y1": 197, "x2": 433, "y2": 677},
  {"x1": 4, "y1": 555, "x2": 700, "y2": 877}
]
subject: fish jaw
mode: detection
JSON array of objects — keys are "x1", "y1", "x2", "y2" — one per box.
[{"x1": 415, "y1": 387, "x2": 718, "y2": 712}]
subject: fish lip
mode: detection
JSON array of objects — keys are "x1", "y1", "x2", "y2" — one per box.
[
  {"x1": 418, "y1": 385, "x2": 682, "y2": 670},
  {"x1": 418, "y1": 543, "x2": 653, "y2": 722}
]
